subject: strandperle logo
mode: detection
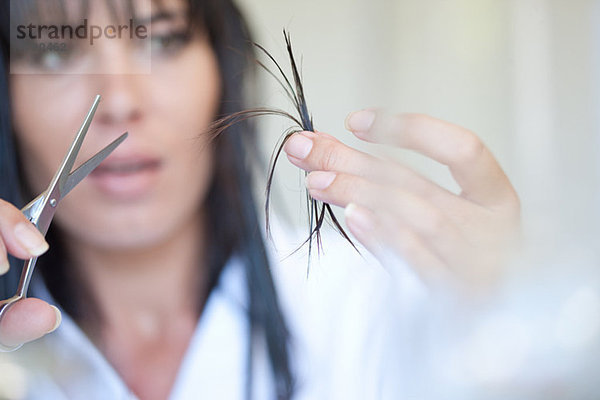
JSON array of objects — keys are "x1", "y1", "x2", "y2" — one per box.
[
  {"x1": 9, "y1": 0, "x2": 153, "y2": 74},
  {"x1": 14, "y1": 19, "x2": 149, "y2": 46}
]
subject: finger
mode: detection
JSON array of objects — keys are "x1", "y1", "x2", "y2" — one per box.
[
  {"x1": 0, "y1": 299, "x2": 61, "y2": 348},
  {"x1": 345, "y1": 111, "x2": 518, "y2": 207},
  {"x1": 0, "y1": 240, "x2": 9, "y2": 275},
  {"x1": 306, "y1": 171, "x2": 465, "y2": 262},
  {"x1": 283, "y1": 130, "x2": 382, "y2": 176},
  {"x1": 0, "y1": 200, "x2": 49, "y2": 260},
  {"x1": 283, "y1": 131, "x2": 461, "y2": 209},
  {"x1": 344, "y1": 203, "x2": 453, "y2": 287}
]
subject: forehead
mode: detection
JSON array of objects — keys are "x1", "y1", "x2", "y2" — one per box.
[{"x1": 11, "y1": 0, "x2": 187, "y2": 24}]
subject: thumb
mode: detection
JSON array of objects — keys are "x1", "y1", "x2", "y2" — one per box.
[{"x1": 0, "y1": 298, "x2": 61, "y2": 350}]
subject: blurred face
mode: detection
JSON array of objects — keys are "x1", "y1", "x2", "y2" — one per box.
[{"x1": 10, "y1": 0, "x2": 221, "y2": 251}]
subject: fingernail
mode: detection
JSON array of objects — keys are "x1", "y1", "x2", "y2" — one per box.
[
  {"x1": 14, "y1": 222, "x2": 49, "y2": 257},
  {"x1": 0, "y1": 259, "x2": 9, "y2": 275},
  {"x1": 48, "y1": 306, "x2": 62, "y2": 333},
  {"x1": 345, "y1": 110, "x2": 376, "y2": 134},
  {"x1": 306, "y1": 171, "x2": 336, "y2": 190},
  {"x1": 345, "y1": 203, "x2": 374, "y2": 233},
  {"x1": 284, "y1": 134, "x2": 313, "y2": 160}
]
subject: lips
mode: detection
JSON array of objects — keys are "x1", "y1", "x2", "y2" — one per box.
[
  {"x1": 93, "y1": 159, "x2": 161, "y2": 176},
  {"x1": 89, "y1": 154, "x2": 162, "y2": 200}
]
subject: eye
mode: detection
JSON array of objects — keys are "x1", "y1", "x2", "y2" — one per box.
[
  {"x1": 29, "y1": 43, "x2": 76, "y2": 71},
  {"x1": 150, "y1": 30, "x2": 192, "y2": 56}
]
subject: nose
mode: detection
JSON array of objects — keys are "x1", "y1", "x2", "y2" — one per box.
[{"x1": 94, "y1": 74, "x2": 144, "y2": 128}]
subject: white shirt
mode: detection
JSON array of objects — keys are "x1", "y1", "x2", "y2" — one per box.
[{"x1": 0, "y1": 228, "x2": 422, "y2": 400}]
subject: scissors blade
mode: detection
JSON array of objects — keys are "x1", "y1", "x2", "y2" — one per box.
[
  {"x1": 49, "y1": 95, "x2": 102, "y2": 198},
  {"x1": 61, "y1": 132, "x2": 129, "y2": 199},
  {"x1": 20, "y1": 193, "x2": 45, "y2": 221}
]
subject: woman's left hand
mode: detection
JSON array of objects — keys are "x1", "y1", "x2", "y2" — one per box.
[{"x1": 283, "y1": 110, "x2": 521, "y2": 291}]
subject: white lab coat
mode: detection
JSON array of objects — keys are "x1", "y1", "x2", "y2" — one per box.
[{"x1": 0, "y1": 226, "x2": 423, "y2": 400}]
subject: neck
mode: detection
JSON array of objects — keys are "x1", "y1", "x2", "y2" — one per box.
[
  {"x1": 63, "y1": 212, "x2": 209, "y2": 399},
  {"x1": 65, "y1": 211, "x2": 207, "y2": 338}
]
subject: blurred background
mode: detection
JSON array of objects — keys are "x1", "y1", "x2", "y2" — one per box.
[
  {"x1": 235, "y1": 0, "x2": 600, "y2": 398},
  {"x1": 237, "y1": 0, "x2": 599, "y2": 246}
]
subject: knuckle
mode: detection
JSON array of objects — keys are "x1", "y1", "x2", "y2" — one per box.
[
  {"x1": 508, "y1": 192, "x2": 521, "y2": 214},
  {"x1": 454, "y1": 133, "x2": 485, "y2": 164},
  {"x1": 421, "y1": 209, "x2": 446, "y2": 236},
  {"x1": 0, "y1": 199, "x2": 12, "y2": 215},
  {"x1": 334, "y1": 174, "x2": 354, "y2": 198},
  {"x1": 316, "y1": 139, "x2": 342, "y2": 171},
  {"x1": 503, "y1": 192, "x2": 522, "y2": 222},
  {"x1": 0, "y1": 199, "x2": 22, "y2": 223},
  {"x1": 325, "y1": 172, "x2": 347, "y2": 196},
  {"x1": 492, "y1": 187, "x2": 521, "y2": 221}
]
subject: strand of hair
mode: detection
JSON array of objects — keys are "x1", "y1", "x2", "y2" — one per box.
[
  {"x1": 254, "y1": 59, "x2": 298, "y2": 107},
  {"x1": 253, "y1": 42, "x2": 298, "y2": 107},
  {"x1": 283, "y1": 30, "x2": 313, "y2": 132},
  {"x1": 265, "y1": 129, "x2": 300, "y2": 239}
]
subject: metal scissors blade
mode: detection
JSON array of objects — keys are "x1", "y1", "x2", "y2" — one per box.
[
  {"x1": 52, "y1": 94, "x2": 101, "y2": 201},
  {"x1": 62, "y1": 131, "x2": 128, "y2": 198},
  {"x1": 21, "y1": 95, "x2": 102, "y2": 236},
  {"x1": 23, "y1": 95, "x2": 129, "y2": 234}
]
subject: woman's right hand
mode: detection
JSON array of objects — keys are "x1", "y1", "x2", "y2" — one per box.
[{"x1": 0, "y1": 199, "x2": 61, "y2": 350}]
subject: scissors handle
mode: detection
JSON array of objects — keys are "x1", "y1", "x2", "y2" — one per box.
[
  {"x1": 16, "y1": 257, "x2": 39, "y2": 300},
  {"x1": 0, "y1": 296, "x2": 25, "y2": 351},
  {"x1": 0, "y1": 257, "x2": 39, "y2": 352}
]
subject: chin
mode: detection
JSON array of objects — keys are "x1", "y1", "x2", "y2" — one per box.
[{"x1": 55, "y1": 201, "x2": 201, "y2": 254}]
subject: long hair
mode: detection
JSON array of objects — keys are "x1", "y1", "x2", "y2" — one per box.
[{"x1": 0, "y1": 1, "x2": 294, "y2": 398}]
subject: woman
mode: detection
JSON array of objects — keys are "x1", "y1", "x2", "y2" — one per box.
[{"x1": 0, "y1": 0, "x2": 520, "y2": 398}]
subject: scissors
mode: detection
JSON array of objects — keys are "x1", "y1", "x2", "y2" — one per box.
[{"x1": 0, "y1": 95, "x2": 128, "y2": 351}]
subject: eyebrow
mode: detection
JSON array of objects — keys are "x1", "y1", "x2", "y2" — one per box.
[{"x1": 133, "y1": 10, "x2": 187, "y2": 26}]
